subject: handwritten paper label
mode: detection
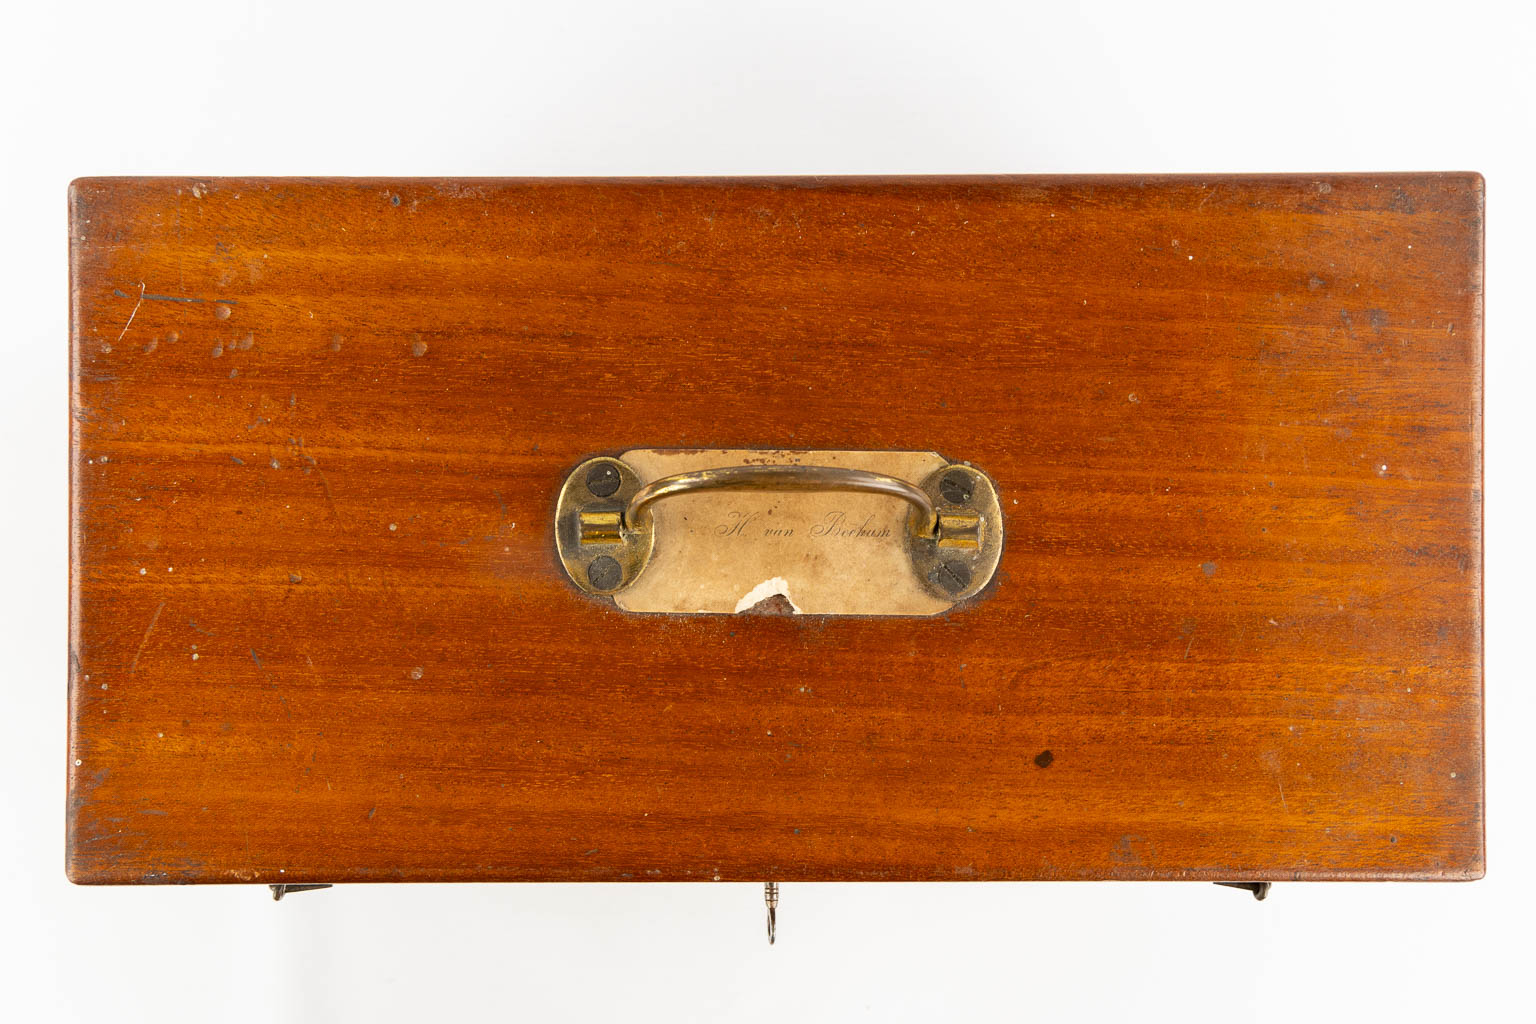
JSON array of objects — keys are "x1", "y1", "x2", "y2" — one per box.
[{"x1": 615, "y1": 449, "x2": 951, "y2": 616}]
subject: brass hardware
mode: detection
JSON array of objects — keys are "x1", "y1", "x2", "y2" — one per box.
[
  {"x1": 628, "y1": 465, "x2": 939, "y2": 537},
  {"x1": 904, "y1": 463, "x2": 1003, "y2": 601},
  {"x1": 555, "y1": 457, "x2": 654, "y2": 595},
  {"x1": 555, "y1": 451, "x2": 1003, "y2": 610},
  {"x1": 578, "y1": 509, "x2": 623, "y2": 546},
  {"x1": 1215, "y1": 882, "x2": 1273, "y2": 900},
  {"x1": 764, "y1": 881, "x2": 779, "y2": 945},
  {"x1": 936, "y1": 511, "x2": 982, "y2": 549}
]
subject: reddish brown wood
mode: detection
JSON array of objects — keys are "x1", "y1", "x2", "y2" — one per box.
[{"x1": 68, "y1": 175, "x2": 1483, "y2": 884}]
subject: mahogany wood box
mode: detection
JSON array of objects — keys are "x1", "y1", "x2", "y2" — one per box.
[{"x1": 68, "y1": 174, "x2": 1484, "y2": 886}]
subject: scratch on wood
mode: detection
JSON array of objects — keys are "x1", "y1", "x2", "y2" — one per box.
[
  {"x1": 1339, "y1": 309, "x2": 1357, "y2": 341},
  {"x1": 127, "y1": 601, "x2": 165, "y2": 675},
  {"x1": 309, "y1": 462, "x2": 333, "y2": 506},
  {"x1": 117, "y1": 288, "x2": 240, "y2": 306},
  {"x1": 1004, "y1": 635, "x2": 1172, "y2": 686},
  {"x1": 298, "y1": 446, "x2": 339, "y2": 520},
  {"x1": 115, "y1": 282, "x2": 145, "y2": 345},
  {"x1": 1361, "y1": 571, "x2": 1459, "y2": 611}
]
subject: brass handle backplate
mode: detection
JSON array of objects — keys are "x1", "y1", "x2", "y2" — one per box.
[{"x1": 554, "y1": 450, "x2": 1004, "y2": 615}]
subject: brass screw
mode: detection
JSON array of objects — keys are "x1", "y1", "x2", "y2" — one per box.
[
  {"x1": 939, "y1": 471, "x2": 974, "y2": 504},
  {"x1": 586, "y1": 463, "x2": 621, "y2": 497},
  {"x1": 933, "y1": 560, "x2": 972, "y2": 594},
  {"x1": 587, "y1": 556, "x2": 622, "y2": 591}
]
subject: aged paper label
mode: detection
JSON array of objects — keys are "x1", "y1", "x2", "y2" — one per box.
[{"x1": 614, "y1": 449, "x2": 952, "y2": 616}]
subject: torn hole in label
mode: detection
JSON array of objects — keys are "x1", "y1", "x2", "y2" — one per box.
[{"x1": 733, "y1": 577, "x2": 800, "y2": 614}]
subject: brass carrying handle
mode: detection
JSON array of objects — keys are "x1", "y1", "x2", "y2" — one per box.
[{"x1": 625, "y1": 465, "x2": 939, "y2": 536}]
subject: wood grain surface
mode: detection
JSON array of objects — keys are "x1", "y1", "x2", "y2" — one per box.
[{"x1": 68, "y1": 175, "x2": 1484, "y2": 884}]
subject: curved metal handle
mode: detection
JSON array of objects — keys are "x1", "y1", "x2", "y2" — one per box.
[{"x1": 625, "y1": 465, "x2": 939, "y2": 536}]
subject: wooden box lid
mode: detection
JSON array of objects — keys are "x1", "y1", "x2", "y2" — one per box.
[{"x1": 68, "y1": 175, "x2": 1483, "y2": 884}]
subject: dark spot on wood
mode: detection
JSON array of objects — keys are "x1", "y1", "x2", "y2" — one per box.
[
  {"x1": 1112, "y1": 834, "x2": 1151, "y2": 866},
  {"x1": 1034, "y1": 750, "x2": 1054, "y2": 768},
  {"x1": 1201, "y1": 561, "x2": 1217, "y2": 576}
]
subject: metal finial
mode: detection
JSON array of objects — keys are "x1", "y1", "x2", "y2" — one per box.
[
  {"x1": 1215, "y1": 881, "x2": 1272, "y2": 901},
  {"x1": 764, "y1": 881, "x2": 779, "y2": 945},
  {"x1": 269, "y1": 883, "x2": 332, "y2": 901}
]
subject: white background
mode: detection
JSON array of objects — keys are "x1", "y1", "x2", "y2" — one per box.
[{"x1": 2, "y1": 1, "x2": 1530, "y2": 1020}]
